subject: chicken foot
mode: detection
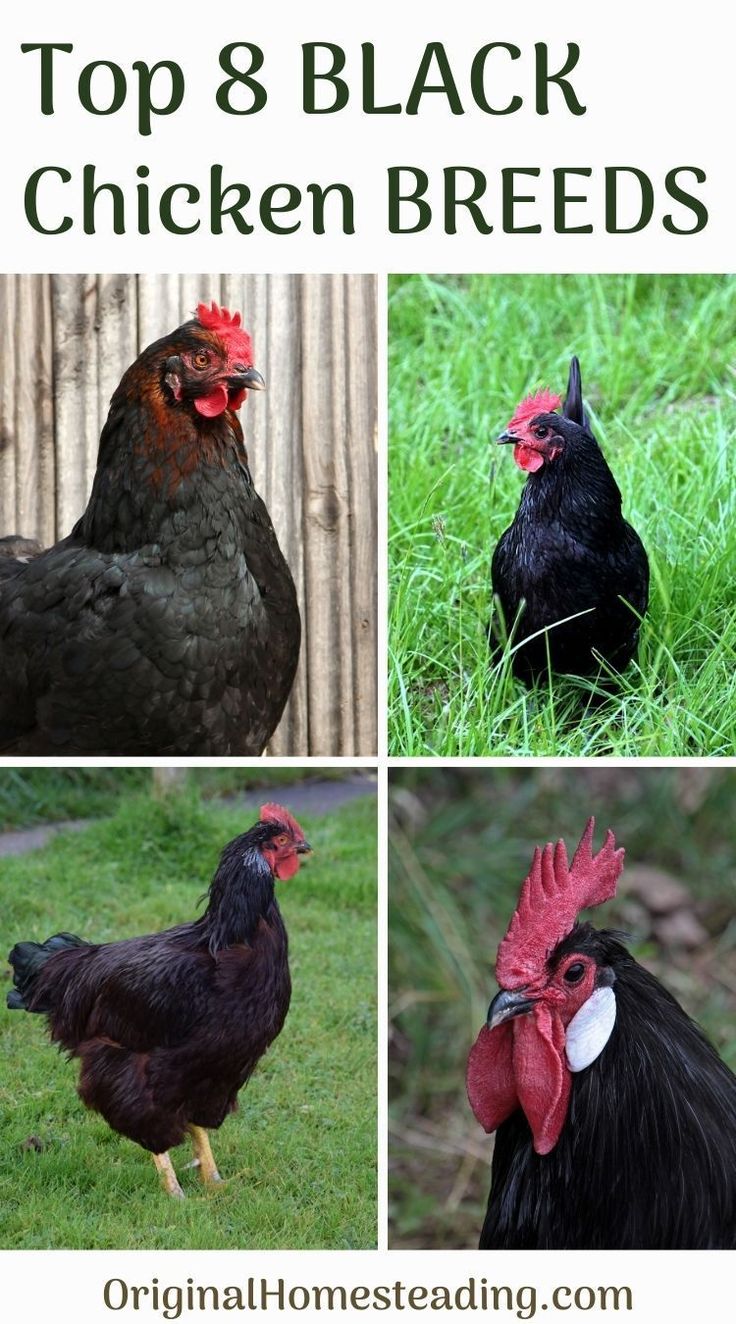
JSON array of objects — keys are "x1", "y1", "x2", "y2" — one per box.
[
  {"x1": 188, "y1": 1125, "x2": 223, "y2": 1184},
  {"x1": 152, "y1": 1151, "x2": 185, "y2": 1198}
]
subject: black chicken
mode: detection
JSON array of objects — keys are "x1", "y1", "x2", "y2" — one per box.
[
  {"x1": 7, "y1": 803, "x2": 311, "y2": 1197},
  {"x1": 0, "y1": 302, "x2": 300, "y2": 755},
  {"x1": 466, "y1": 819, "x2": 736, "y2": 1248},
  {"x1": 491, "y1": 358, "x2": 649, "y2": 682}
]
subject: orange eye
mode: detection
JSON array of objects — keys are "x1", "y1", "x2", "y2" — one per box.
[
  {"x1": 192, "y1": 350, "x2": 210, "y2": 370},
  {"x1": 273, "y1": 834, "x2": 289, "y2": 846}
]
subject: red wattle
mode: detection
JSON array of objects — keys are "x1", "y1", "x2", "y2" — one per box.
[
  {"x1": 274, "y1": 853, "x2": 301, "y2": 881},
  {"x1": 466, "y1": 1022, "x2": 518, "y2": 1133},
  {"x1": 466, "y1": 1007, "x2": 571, "y2": 1156},
  {"x1": 194, "y1": 384, "x2": 229, "y2": 418},
  {"x1": 514, "y1": 444, "x2": 545, "y2": 473},
  {"x1": 513, "y1": 1005, "x2": 570, "y2": 1155}
]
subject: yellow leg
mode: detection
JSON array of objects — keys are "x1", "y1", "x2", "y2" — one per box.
[
  {"x1": 152, "y1": 1151, "x2": 185, "y2": 1198},
  {"x1": 188, "y1": 1125, "x2": 223, "y2": 1184}
]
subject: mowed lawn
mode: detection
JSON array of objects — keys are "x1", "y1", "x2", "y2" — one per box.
[
  {"x1": 389, "y1": 273, "x2": 736, "y2": 756},
  {"x1": 0, "y1": 789, "x2": 376, "y2": 1249}
]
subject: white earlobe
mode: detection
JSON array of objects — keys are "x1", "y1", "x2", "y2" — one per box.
[{"x1": 565, "y1": 986, "x2": 617, "y2": 1072}]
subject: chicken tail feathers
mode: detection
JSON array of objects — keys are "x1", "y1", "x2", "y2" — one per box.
[
  {"x1": 563, "y1": 356, "x2": 589, "y2": 429},
  {"x1": 6, "y1": 932, "x2": 85, "y2": 1011}
]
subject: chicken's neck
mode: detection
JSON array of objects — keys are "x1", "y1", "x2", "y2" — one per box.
[
  {"x1": 203, "y1": 845, "x2": 279, "y2": 955},
  {"x1": 79, "y1": 390, "x2": 255, "y2": 557},
  {"x1": 517, "y1": 444, "x2": 623, "y2": 539}
]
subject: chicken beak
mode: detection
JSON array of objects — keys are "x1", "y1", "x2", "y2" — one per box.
[
  {"x1": 228, "y1": 367, "x2": 266, "y2": 391},
  {"x1": 497, "y1": 431, "x2": 517, "y2": 445},
  {"x1": 295, "y1": 841, "x2": 312, "y2": 855},
  {"x1": 486, "y1": 987, "x2": 537, "y2": 1029}
]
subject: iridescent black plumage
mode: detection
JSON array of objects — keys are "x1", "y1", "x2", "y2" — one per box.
[
  {"x1": 7, "y1": 818, "x2": 303, "y2": 1157},
  {"x1": 0, "y1": 313, "x2": 300, "y2": 754},
  {"x1": 491, "y1": 357, "x2": 648, "y2": 682}
]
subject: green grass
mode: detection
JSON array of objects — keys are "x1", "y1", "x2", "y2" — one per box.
[
  {"x1": 389, "y1": 273, "x2": 736, "y2": 755},
  {"x1": 0, "y1": 788, "x2": 376, "y2": 1249},
  {"x1": 0, "y1": 768, "x2": 349, "y2": 832},
  {"x1": 389, "y1": 767, "x2": 736, "y2": 1248}
]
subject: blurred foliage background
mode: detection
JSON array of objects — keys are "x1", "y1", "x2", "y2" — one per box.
[
  {"x1": 389, "y1": 766, "x2": 736, "y2": 1248},
  {"x1": 0, "y1": 767, "x2": 349, "y2": 832}
]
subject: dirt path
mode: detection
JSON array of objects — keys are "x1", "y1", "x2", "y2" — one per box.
[
  {"x1": 221, "y1": 773, "x2": 376, "y2": 819},
  {"x1": 0, "y1": 819, "x2": 91, "y2": 859},
  {"x1": 0, "y1": 775, "x2": 376, "y2": 859}
]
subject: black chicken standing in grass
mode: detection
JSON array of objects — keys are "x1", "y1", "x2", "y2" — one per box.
[
  {"x1": 491, "y1": 358, "x2": 649, "y2": 682},
  {"x1": 0, "y1": 302, "x2": 300, "y2": 755},
  {"x1": 7, "y1": 804, "x2": 311, "y2": 1198},
  {"x1": 467, "y1": 819, "x2": 736, "y2": 1248}
]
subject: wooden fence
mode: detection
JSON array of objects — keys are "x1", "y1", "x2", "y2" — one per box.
[{"x1": 0, "y1": 274, "x2": 377, "y2": 756}]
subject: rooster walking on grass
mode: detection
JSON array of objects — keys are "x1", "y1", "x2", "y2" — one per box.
[
  {"x1": 467, "y1": 819, "x2": 736, "y2": 1248},
  {"x1": 491, "y1": 358, "x2": 649, "y2": 682},
  {"x1": 0, "y1": 302, "x2": 300, "y2": 755},
  {"x1": 7, "y1": 805, "x2": 311, "y2": 1198}
]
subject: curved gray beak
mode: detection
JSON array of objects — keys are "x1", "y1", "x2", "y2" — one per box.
[
  {"x1": 487, "y1": 987, "x2": 537, "y2": 1029},
  {"x1": 497, "y1": 431, "x2": 517, "y2": 445},
  {"x1": 296, "y1": 841, "x2": 312, "y2": 855}
]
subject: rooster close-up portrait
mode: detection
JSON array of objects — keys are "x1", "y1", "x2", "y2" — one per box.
[
  {"x1": 388, "y1": 767, "x2": 736, "y2": 1250},
  {"x1": 467, "y1": 818, "x2": 736, "y2": 1249},
  {"x1": 0, "y1": 275, "x2": 377, "y2": 757}
]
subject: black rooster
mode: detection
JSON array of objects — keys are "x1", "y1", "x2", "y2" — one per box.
[
  {"x1": 7, "y1": 804, "x2": 311, "y2": 1197},
  {"x1": 467, "y1": 819, "x2": 736, "y2": 1248},
  {"x1": 0, "y1": 302, "x2": 300, "y2": 755},
  {"x1": 491, "y1": 358, "x2": 649, "y2": 682}
]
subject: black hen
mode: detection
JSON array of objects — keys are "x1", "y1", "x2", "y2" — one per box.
[
  {"x1": 7, "y1": 804, "x2": 311, "y2": 1197},
  {"x1": 467, "y1": 819, "x2": 736, "y2": 1249},
  {"x1": 0, "y1": 302, "x2": 300, "y2": 755},
  {"x1": 491, "y1": 357, "x2": 649, "y2": 682}
]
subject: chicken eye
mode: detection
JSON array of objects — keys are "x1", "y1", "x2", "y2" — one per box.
[
  {"x1": 534, "y1": 425, "x2": 548, "y2": 439},
  {"x1": 564, "y1": 961, "x2": 586, "y2": 984},
  {"x1": 273, "y1": 834, "x2": 288, "y2": 847},
  {"x1": 192, "y1": 351, "x2": 210, "y2": 370}
]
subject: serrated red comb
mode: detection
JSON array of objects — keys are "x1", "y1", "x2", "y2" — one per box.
[
  {"x1": 495, "y1": 818, "x2": 624, "y2": 990},
  {"x1": 195, "y1": 301, "x2": 253, "y2": 362},
  {"x1": 260, "y1": 802, "x2": 305, "y2": 841},
  {"x1": 197, "y1": 301, "x2": 242, "y2": 331},
  {"x1": 508, "y1": 389, "x2": 562, "y2": 430}
]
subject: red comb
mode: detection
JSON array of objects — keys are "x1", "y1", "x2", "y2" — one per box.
[
  {"x1": 260, "y1": 802, "x2": 305, "y2": 840},
  {"x1": 508, "y1": 389, "x2": 562, "y2": 430},
  {"x1": 197, "y1": 301, "x2": 242, "y2": 331},
  {"x1": 195, "y1": 301, "x2": 253, "y2": 361},
  {"x1": 496, "y1": 818, "x2": 624, "y2": 990}
]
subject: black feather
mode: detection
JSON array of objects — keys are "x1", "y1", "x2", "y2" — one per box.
[
  {"x1": 562, "y1": 355, "x2": 589, "y2": 429},
  {"x1": 479, "y1": 928, "x2": 736, "y2": 1249},
  {"x1": 7, "y1": 932, "x2": 86, "y2": 1010},
  {"x1": 491, "y1": 357, "x2": 649, "y2": 681},
  {"x1": 0, "y1": 318, "x2": 300, "y2": 755}
]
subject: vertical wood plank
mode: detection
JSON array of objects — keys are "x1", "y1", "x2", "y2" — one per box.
[
  {"x1": 52, "y1": 274, "x2": 105, "y2": 533},
  {"x1": 301, "y1": 275, "x2": 356, "y2": 755},
  {"x1": 21, "y1": 276, "x2": 56, "y2": 546},
  {"x1": 95, "y1": 275, "x2": 138, "y2": 428},
  {"x1": 345, "y1": 274, "x2": 378, "y2": 755},
  {"x1": 0, "y1": 277, "x2": 19, "y2": 539}
]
